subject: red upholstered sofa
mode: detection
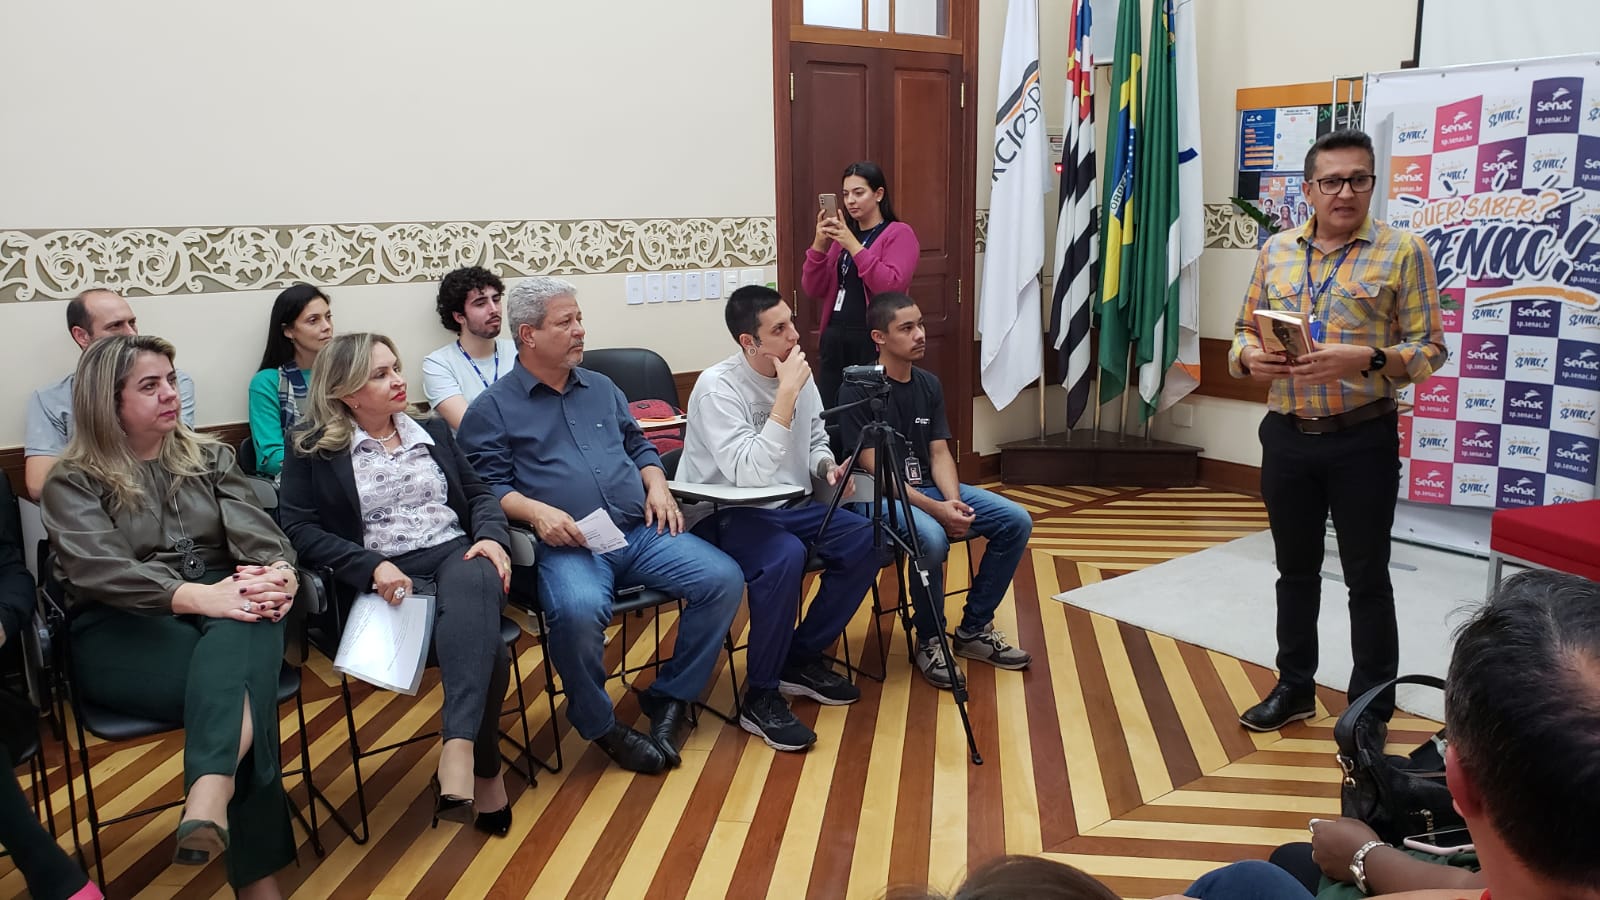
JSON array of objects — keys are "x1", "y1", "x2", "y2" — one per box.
[{"x1": 1487, "y1": 500, "x2": 1600, "y2": 594}]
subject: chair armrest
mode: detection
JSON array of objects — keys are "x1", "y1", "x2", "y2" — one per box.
[{"x1": 509, "y1": 524, "x2": 538, "y2": 568}]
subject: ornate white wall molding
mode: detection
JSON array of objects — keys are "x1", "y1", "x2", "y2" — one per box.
[
  {"x1": 975, "y1": 209, "x2": 989, "y2": 254},
  {"x1": 1203, "y1": 202, "x2": 1258, "y2": 250},
  {"x1": 0, "y1": 217, "x2": 777, "y2": 302}
]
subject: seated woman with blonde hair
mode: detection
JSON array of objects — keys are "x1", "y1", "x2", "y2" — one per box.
[
  {"x1": 278, "y1": 333, "x2": 515, "y2": 834},
  {"x1": 41, "y1": 335, "x2": 301, "y2": 899}
]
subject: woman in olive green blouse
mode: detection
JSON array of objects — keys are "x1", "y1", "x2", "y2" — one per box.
[{"x1": 41, "y1": 335, "x2": 300, "y2": 899}]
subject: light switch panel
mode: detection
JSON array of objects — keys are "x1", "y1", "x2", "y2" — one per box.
[
  {"x1": 742, "y1": 267, "x2": 766, "y2": 289},
  {"x1": 685, "y1": 271, "x2": 703, "y2": 301},
  {"x1": 644, "y1": 273, "x2": 664, "y2": 303},
  {"x1": 703, "y1": 269, "x2": 722, "y2": 299},
  {"x1": 665, "y1": 271, "x2": 683, "y2": 302},
  {"x1": 625, "y1": 275, "x2": 644, "y2": 305}
]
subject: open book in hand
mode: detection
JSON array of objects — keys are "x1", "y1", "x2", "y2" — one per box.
[
  {"x1": 1255, "y1": 309, "x2": 1314, "y2": 362},
  {"x1": 333, "y1": 592, "x2": 435, "y2": 695}
]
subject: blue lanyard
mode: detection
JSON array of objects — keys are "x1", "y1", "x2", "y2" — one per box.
[
  {"x1": 838, "y1": 223, "x2": 887, "y2": 281},
  {"x1": 457, "y1": 340, "x2": 499, "y2": 390},
  {"x1": 1303, "y1": 242, "x2": 1354, "y2": 343},
  {"x1": 1302, "y1": 242, "x2": 1354, "y2": 313}
]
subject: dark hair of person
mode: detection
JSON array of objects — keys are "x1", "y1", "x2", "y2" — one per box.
[
  {"x1": 435, "y1": 266, "x2": 505, "y2": 333},
  {"x1": 258, "y1": 283, "x2": 330, "y2": 371},
  {"x1": 65, "y1": 287, "x2": 118, "y2": 335},
  {"x1": 725, "y1": 284, "x2": 784, "y2": 341},
  {"x1": 1445, "y1": 569, "x2": 1600, "y2": 888},
  {"x1": 883, "y1": 855, "x2": 1120, "y2": 900},
  {"x1": 842, "y1": 160, "x2": 900, "y2": 234},
  {"x1": 867, "y1": 291, "x2": 917, "y2": 335},
  {"x1": 1303, "y1": 128, "x2": 1376, "y2": 180}
]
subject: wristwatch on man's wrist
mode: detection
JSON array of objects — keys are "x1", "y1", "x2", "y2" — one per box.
[
  {"x1": 1364, "y1": 347, "x2": 1388, "y2": 375},
  {"x1": 1349, "y1": 839, "x2": 1385, "y2": 894}
]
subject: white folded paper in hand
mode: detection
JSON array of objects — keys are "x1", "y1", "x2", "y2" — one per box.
[
  {"x1": 333, "y1": 592, "x2": 435, "y2": 695},
  {"x1": 575, "y1": 508, "x2": 629, "y2": 554}
]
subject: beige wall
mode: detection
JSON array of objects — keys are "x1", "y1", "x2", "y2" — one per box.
[{"x1": 0, "y1": 0, "x2": 775, "y2": 443}]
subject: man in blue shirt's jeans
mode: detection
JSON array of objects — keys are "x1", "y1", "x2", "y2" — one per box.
[{"x1": 459, "y1": 277, "x2": 744, "y2": 774}]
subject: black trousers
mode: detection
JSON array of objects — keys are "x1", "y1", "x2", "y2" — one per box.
[{"x1": 1259, "y1": 408, "x2": 1401, "y2": 721}]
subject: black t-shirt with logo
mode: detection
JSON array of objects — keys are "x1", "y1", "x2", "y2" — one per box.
[{"x1": 838, "y1": 367, "x2": 951, "y2": 488}]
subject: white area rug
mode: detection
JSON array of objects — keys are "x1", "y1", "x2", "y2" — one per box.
[{"x1": 1054, "y1": 530, "x2": 1492, "y2": 721}]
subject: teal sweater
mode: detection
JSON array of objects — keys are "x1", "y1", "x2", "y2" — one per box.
[{"x1": 247, "y1": 367, "x2": 310, "y2": 476}]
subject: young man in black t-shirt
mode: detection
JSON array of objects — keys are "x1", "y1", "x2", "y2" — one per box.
[{"x1": 839, "y1": 293, "x2": 1033, "y2": 689}]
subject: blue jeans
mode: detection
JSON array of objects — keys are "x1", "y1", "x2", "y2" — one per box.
[
  {"x1": 850, "y1": 484, "x2": 1032, "y2": 641},
  {"x1": 533, "y1": 523, "x2": 744, "y2": 740},
  {"x1": 694, "y1": 503, "x2": 880, "y2": 690},
  {"x1": 1184, "y1": 860, "x2": 1316, "y2": 899}
]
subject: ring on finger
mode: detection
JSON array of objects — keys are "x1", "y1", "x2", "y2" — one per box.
[{"x1": 242, "y1": 600, "x2": 253, "y2": 612}]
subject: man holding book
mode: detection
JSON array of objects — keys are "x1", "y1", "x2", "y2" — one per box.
[{"x1": 1228, "y1": 128, "x2": 1446, "y2": 734}]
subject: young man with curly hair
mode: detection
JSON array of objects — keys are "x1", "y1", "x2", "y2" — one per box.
[{"x1": 422, "y1": 266, "x2": 514, "y2": 430}]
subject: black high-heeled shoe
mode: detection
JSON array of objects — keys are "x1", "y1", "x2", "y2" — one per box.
[
  {"x1": 474, "y1": 805, "x2": 513, "y2": 837},
  {"x1": 429, "y1": 774, "x2": 474, "y2": 827}
]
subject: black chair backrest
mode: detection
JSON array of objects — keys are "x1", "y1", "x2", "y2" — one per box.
[
  {"x1": 581, "y1": 348, "x2": 677, "y2": 406},
  {"x1": 238, "y1": 435, "x2": 259, "y2": 477}
]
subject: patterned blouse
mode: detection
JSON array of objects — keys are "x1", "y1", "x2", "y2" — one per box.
[{"x1": 351, "y1": 414, "x2": 465, "y2": 557}]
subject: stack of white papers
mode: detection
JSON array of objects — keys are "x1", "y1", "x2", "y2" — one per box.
[{"x1": 333, "y1": 592, "x2": 435, "y2": 695}]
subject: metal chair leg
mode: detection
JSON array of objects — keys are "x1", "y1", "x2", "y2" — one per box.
[{"x1": 337, "y1": 676, "x2": 372, "y2": 845}]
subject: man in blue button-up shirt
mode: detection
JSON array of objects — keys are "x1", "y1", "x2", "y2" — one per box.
[{"x1": 459, "y1": 277, "x2": 743, "y2": 774}]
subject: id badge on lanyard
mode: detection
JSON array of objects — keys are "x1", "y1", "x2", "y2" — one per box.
[
  {"x1": 1303, "y1": 243, "x2": 1352, "y2": 345},
  {"x1": 904, "y1": 454, "x2": 923, "y2": 485},
  {"x1": 835, "y1": 287, "x2": 847, "y2": 312}
]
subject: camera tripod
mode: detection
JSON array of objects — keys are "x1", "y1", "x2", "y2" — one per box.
[{"x1": 817, "y1": 379, "x2": 983, "y2": 766}]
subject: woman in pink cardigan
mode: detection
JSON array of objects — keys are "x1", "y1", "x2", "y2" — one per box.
[{"x1": 801, "y1": 161, "x2": 921, "y2": 410}]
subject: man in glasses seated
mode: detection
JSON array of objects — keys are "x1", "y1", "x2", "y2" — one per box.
[{"x1": 1227, "y1": 128, "x2": 1447, "y2": 736}]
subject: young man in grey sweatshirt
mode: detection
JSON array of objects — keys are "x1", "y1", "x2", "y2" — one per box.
[{"x1": 679, "y1": 285, "x2": 882, "y2": 752}]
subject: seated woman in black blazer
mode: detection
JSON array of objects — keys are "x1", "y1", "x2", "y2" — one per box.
[{"x1": 278, "y1": 333, "x2": 515, "y2": 835}]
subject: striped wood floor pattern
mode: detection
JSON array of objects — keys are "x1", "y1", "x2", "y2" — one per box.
[{"x1": 3, "y1": 485, "x2": 1444, "y2": 899}]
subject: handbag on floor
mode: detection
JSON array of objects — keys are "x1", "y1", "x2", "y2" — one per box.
[{"x1": 1334, "y1": 674, "x2": 1465, "y2": 845}]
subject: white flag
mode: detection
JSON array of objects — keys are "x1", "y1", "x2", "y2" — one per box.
[
  {"x1": 1159, "y1": 0, "x2": 1203, "y2": 411},
  {"x1": 978, "y1": 0, "x2": 1049, "y2": 411}
]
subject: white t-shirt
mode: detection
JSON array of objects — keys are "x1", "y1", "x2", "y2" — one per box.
[
  {"x1": 421, "y1": 338, "x2": 517, "y2": 414},
  {"x1": 679, "y1": 352, "x2": 835, "y2": 528}
]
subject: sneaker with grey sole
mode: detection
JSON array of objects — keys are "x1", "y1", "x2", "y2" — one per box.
[
  {"x1": 953, "y1": 626, "x2": 1032, "y2": 670},
  {"x1": 738, "y1": 688, "x2": 817, "y2": 752},
  {"x1": 915, "y1": 637, "x2": 967, "y2": 690}
]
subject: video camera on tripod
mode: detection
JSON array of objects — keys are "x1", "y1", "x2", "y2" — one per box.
[{"x1": 840, "y1": 363, "x2": 891, "y2": 397}]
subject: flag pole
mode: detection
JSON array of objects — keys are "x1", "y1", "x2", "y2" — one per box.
[
  {"x1": 1119, "y1": 345, "x2": 1135, "y2": 439},
  {"x1": 1038, "y1": 373, "x2": 1047, "y2": 439}
]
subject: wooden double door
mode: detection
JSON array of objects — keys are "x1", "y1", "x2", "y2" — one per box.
[{"x1": 784, "y1": 41, "x2": 975, "y2": 460}]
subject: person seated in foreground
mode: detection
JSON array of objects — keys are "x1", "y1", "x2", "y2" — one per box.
[
  {"x1": 41, "y1": 335, "x2": 300, "y2": 899},
  {"x1": 886, "y1": 854, "x2": 1118, "y2": 900},
  {"x1": 842, "y1": 292, "x2": 1032, "y2": 690},
  {"x1": 678, "y1": 284, "x2": 878, "y2": 752},
  {"x1": 457, "y1": 276, "x2": 744, "y2": 774},
  {"x1": 25, "y1": 287, "x2": 196, "y2": 501},
  {"x1": 1161, "y1": 569, "x2": 1600, "y2": 900},
  {"x1": 248, "y1": 282, "x2": 334, "y2": 477},
  {"x1": 0, "y1": 477, "x2": 101, "y2": 899},
  {"x1": 279, "y1": 333, "x2": 516, "y2": 836},
  {"x1": 422, "y1": 266, "x2": 516, "y2": 431}
]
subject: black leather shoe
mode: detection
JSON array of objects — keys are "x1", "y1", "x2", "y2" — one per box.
[
  {"x1": 1239, "y1": 682, "x2": 1317, "y2": 732},
  {"x1": 593, "y1": 722, "x2": 668, "y2": 774},
  {"x1": 474, "y1": 805, "x2": 513, "y2": 837},
  {"x1": 638, "y1": 691, "x2": 690, "y2": 768}
]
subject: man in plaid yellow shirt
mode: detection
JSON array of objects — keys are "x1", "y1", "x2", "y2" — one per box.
[{"x1": 1230, "y1": 129, "x2": 1447, "y2": 734}]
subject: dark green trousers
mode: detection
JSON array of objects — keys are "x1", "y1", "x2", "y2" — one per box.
[{"x1": 71, "y1": 603, "x2": 295, "y2": 888}]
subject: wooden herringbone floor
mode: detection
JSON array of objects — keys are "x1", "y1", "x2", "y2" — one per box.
[{"x1": 2, "y1": 485, "x2": 1443, "y2": 899}]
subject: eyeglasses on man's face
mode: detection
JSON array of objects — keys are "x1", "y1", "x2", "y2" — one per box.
[{"x1": 1311, "y1": 174, "x2": 1376, "y2": 195}]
